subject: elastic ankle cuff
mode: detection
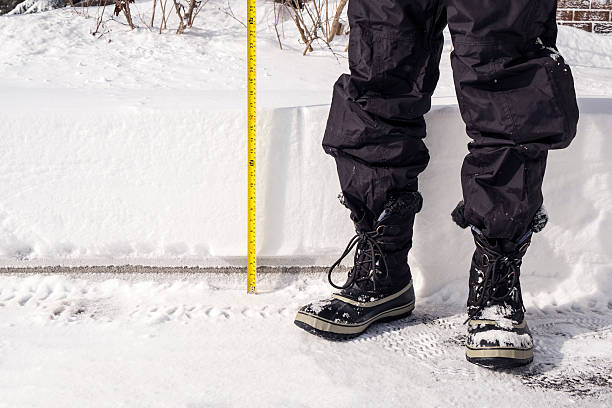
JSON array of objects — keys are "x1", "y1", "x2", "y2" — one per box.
[{"x1": 451, "y1": 201, "x2": 549, "y2": 235}]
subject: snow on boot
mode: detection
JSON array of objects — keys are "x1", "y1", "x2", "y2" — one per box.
[
  {"x1": 294, "y1": 192, "x2": 421, "y2": 340},
  {"x1": 464, "y1": 230, "x2": 534, "y2": 368}
]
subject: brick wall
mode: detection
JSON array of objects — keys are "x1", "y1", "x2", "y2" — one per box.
[{"x1": 557, "y1": 0, "x2": 612, "y2": 33}]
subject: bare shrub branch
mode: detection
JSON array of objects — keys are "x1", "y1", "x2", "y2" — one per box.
[
  {"x1": 274, "y1": 0, "x2": 348, "y2": 57},
  {"x1": 327, "y1": 0, "x2": 347, "y2": 43},
  {"x1": 219, "y1": 0, "x2": 245, "y2": 28},
  {"x1": 114, "y1": 0, "x2": 135, "y2": 29}
]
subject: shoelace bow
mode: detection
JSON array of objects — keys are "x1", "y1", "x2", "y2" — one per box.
[
  {"x1": 464, "y1": 246, "x2": 524, "y2": 324},
  {"x1": 327, "y1": 230, "x2": 390, "y2": 291}
]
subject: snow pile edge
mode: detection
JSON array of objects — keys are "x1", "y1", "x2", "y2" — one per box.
[{"x1": 0, "y1": 96, "x2": 611, "y2": 303}]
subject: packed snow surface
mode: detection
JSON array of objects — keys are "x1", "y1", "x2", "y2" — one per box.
[{"x1": 0, "y1": 271, "x2": 610, "y2": 407}]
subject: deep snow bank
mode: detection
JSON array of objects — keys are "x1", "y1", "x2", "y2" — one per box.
[
  {"x1": 1, "y1": 94, "x2": 611, "y2": 305},
  {"x1": 1, "y1": 5, "x2": 612, "y2": 305}
]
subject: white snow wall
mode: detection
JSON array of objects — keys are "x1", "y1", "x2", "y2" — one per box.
[{"x1": 0, "y1": 92, "x2": 611, "y2": 302}]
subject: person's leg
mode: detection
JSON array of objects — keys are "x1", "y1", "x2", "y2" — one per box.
[
  {"x1": 294, "y1": 0, "x2": 447, "y2": 339},
  {"x1": 448, "y1": 0, "x2": 578, "y2": 241},
  {"x1": 322, "y1": 0, "x2": 447, "y2": 231},
  {"x1": 446, "y1": 0, "x2": 579, "y2": 368}
]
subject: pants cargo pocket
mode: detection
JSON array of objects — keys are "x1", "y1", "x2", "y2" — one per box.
[
  {"x1": 545, "y1": 53, "x2": 579, "y2": 149},
  {"x1": 500, "y1": 50, "x2": 579, "y2": 147},
  {"x1": 460, "y1": 49, "x2": 579, "y2": 147}
]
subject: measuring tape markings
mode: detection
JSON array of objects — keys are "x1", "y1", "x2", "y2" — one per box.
[{"x1": 247, "y1": 0, "x2": 257, "y2": 294}]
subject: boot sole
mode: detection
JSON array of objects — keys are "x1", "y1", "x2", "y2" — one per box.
[
  {"x1": 294, "y1": 302, "x2": 415, "y2": 341},
  {"x1": 466, "y1": 346, "x2": 533, "y2": 368}
]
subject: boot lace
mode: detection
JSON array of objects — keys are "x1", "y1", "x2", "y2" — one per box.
[
  {"x1": 464, "y1": 245, "x2": 525, "y2": 324},
  {"x1": 327, "y1": 230, "x2": 389, "y2": 292}
]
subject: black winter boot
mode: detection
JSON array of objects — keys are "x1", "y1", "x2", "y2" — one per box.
[
  {"x1": 452, "y1": 201, "x2": 548, "y2": 368},
  {"x1": 294, "y1": 192, "x2": 421, "y2": 340},
  {"x1": 464, "y1": 230, "x2": 534, "y2": 368}
]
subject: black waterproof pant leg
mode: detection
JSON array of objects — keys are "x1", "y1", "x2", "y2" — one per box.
[
  {"x1": 323, "y1": 0, "x2": 446, "y2": 231},
  {"x1": 322, "y1": 0, "x2": 578, "y2": 241},
  {"x1": 448, "y1": 0, "x2": 578, "y2": 240}
]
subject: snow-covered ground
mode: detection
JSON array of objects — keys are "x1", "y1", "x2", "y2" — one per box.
[
  {"x1": 0, "y1": 2, "x2": 611, "y2": 406},
  {"x1": 0, "y1": 271, "x2": 610, "y2": 407}
]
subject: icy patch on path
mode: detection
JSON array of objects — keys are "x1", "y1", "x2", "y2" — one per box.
[{"x1": 0, "y1": 272, "x2": 610, "y2": 407}]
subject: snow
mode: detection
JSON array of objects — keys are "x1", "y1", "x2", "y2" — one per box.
[
  {"x1": 471, "y1": 329, "x2": 534, "y2": 349},
  {"x1": 0, "y1": 3, "x2": 611, "y2": 405},
  {"x1": 0, "y1": 0, "x2": 610, "y2": 301},
  {"x1": 0, "y1": 6, "x2": 610, "y2": 271},
  {"x1": 7, "y1": 0, "x2": 62, "y2": 15},
  {"x1": 478, "y1": 304, "x2": 518, "y2": 323},
  {"x1": 0, "y1": 271, "x2": 610, "y2": 406}
]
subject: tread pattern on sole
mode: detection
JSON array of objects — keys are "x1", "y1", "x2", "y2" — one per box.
[{"x1": 466, "y1": 355, "x2": 534, "y2": 369}]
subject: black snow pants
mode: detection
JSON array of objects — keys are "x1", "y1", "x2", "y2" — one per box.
[{"x1": 323, "y1": 0, "x2": 579, "y2": 241}]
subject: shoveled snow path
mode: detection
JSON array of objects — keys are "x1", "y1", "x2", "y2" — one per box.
[{"x1": 0, "y1": 272, "x2": 609, "y2": 407}]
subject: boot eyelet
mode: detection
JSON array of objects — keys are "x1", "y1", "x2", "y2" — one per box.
[
  {"x1": 376, "y1": 226, "x2": 385, "y2": 234},
  {"x1": 482, "y1": 254, "x2": 490, "y2": 266}
]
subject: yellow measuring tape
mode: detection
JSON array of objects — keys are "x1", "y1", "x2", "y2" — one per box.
[{"x1": 247, "y1": 0, "x2": 257, "y2": 294}]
